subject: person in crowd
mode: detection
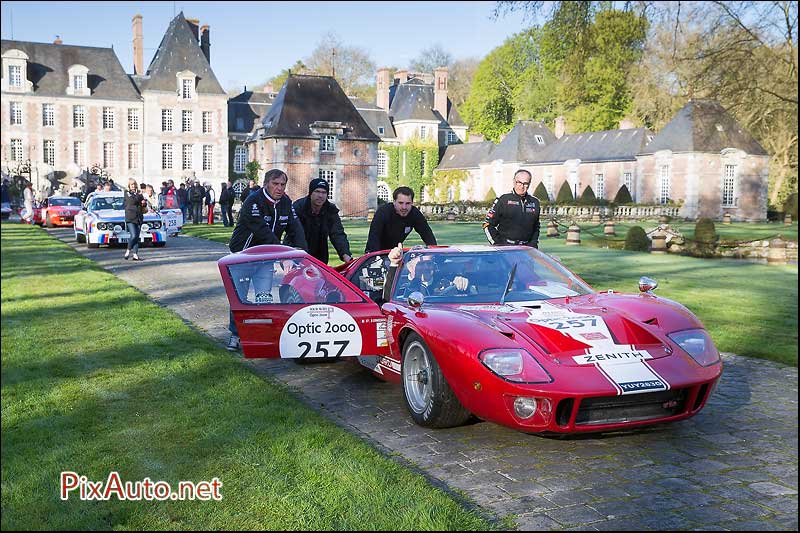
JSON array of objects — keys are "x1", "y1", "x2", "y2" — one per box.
[
  {"x1": 123, "y1": 178, "x2": 146, "y2": 261},
  {"x1": 293, "y1": 177, "x2": 352, "y2": 264},
  {"x1": 218, "y1": 181, "x2": 234, "y2": 227},
  {"x1": 160, "y1": 180, "x2": 178, "y2": 209},
  {"x1": 94, "y1": 183, "x2": 103, "y2": 193},
  {"x1": 142, "y1": 184, "x2": 159, "y2": 212},
  {"x1": 21, "y1": 182, "x2": 34, "y2": 224},
  {"x1": 189, "y1": 180, "x2": 205, "y2": 224},
  {"x1": 365, "y1": 186, "x2": 436, "y2": 253},
  {"x1": 103, "y1": 181, "x2": 113, "y2": 192},
  {"x1": 177, "y1": 183, "x2": 189, "y2": 222},
  {"x1": 483, "y1": 169, "x2": 541, "y2": 249},
  {"x1": 226, "y1": 169, "x2": 308, "y2": 351},
  {"x1": 1, "y1": 179, "x2": 10, "y2": 205},
  {"x1": 205, "y1": 183, "x2": 216, "y2": 224},
  {"x1": 108, "y1": 179, "x2": 117, "y2": 191},
  {"x1": 241, "y1": 179, "x2": 259, "y2": 202}
]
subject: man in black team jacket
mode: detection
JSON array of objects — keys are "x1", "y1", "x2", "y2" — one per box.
[
  {"x1": 483, "y1": 169, "x2": 541, "y2": 248},
  {"x1": 226, "y1": 169, "x2": 308, "y2": 351},
  {"x1": 293, "y1": 177, "x2": 352, "y2": 265},
  {"x1": 365, "y1": 186, "x2": 437, "y2": 253}
]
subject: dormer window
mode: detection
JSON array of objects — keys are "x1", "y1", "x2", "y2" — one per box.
[
  {"x1": 320, "y1": 135, "x2": 336, "y2": 153},
  {"x1": 535, "y1": 135, "x2": 545, "y2": 145},
  {"x1": 66, "y1": 64, "x2": 90, "y2": 96},
  {"x1": 176, "y1": 71, "x2": 197, "y2": 100},
  {"x1": 2, "y1": 49, "x2": 33, "y2": 93}
]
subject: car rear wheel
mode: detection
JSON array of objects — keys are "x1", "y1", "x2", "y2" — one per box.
[
  {"x1": 75, "y1": 229, "x2": 85, "y2": 243},
  {"x1": 401, "y1": 332, "x2": 471, "y2": 428}
]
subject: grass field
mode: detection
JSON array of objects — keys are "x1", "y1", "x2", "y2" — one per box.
[
  {"x1": 1, "y1": 223, "x2": 494, "y2": 530},
  {"x1": 183, "y1": 220, "x2": 798, "y2": 366}
]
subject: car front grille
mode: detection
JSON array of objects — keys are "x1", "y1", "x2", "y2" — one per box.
[{"x1": 574, "y1": 389, "x2": 687, "y2": 426}]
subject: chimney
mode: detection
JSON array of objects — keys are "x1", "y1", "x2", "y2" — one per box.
[
  {"x1": 53, "y1": 35, "x2": 63, "y2": 45},
  {"x1": 186, "y1": 18, "x2": 200, "y2": 42},
  {"x1": 394, "y1": 69, "x2": 408, "y2": 85},
  {"x1": 200, "y1": 25, "x2": 210, "y2": 63},
  {"x1": 132, "y1": 14, "x2": 143, "y2": 75},
  {"x1": 619, "y1": 118, "x2": 635, "y2": 130},
  {"x1": 434, "y1": 66, "x2": 448, "y2": 120},
  {"x1": 554, "y1": 115, "x2": 566, "y2": 139},
  {"x1": 376, "y1": 67, "x2": 390, "y2": 111}
]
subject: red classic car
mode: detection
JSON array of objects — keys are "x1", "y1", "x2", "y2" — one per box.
[
  {"x1": 34, "y1": 195, "x2": 83, "y2": 227},
  {"x1": 219, "y1": 245, "x2": 723, "y2": 434}
]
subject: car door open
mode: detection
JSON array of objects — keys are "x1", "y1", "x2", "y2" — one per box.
[{"x1": 219, "y1": 245, "x2": 390, "y2": 360}]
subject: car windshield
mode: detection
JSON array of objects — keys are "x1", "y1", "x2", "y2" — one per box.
[
  {"x1": 49, "y1": 197, "x2": 81, "y2": 207},
  {"x1": 391, "y1": 249, "x2": 594, "y2": 304},
  {"x1": 89, "y1": 197, "x2": 124, "y2": 211}
]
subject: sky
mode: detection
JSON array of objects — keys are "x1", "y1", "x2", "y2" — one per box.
[{"x1": 1, "y1": 1, "x2": 535, "y2": 93}]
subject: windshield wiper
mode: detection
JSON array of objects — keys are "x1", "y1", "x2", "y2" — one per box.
[{"x1": 500, "y1": 263, "x2": 517, "y2": 305}]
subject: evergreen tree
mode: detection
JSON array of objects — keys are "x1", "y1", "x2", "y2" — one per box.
[
  {"x1": 613, "y1": 184, "x2": 633, "y2": 205},
  {"x1": 555, "y1": 181, "x2": 574, "y2": 204},
  {"x1": 579, "y1": 185, "x2": 596, "y2": 205},
  {"x1": 484, "y1": 186, "x2": 497, "y2": 202},
  {"x1": 532, "y1": 181, "x2": 550, "y2": 202}
]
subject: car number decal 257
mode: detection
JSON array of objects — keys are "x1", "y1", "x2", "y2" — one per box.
[
  {"x1": 279, "y1": 305, "x2": 363, "y2": 359},
  {"x1": 525, "y1": 303, "x2": 669, "y2": 395}
]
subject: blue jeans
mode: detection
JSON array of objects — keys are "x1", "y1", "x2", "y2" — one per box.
[
  {"x1": 126, "y1": 222, "x2": 141, "y2": 254},
  {"x1": 192, "y1": 202, "x2": 203, "y2": 224},
  {"x1": 180, "y1": 204, "x2": 189, "y2": 224}
]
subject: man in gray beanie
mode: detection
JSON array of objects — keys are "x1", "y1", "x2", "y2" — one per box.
[{"x1": 292, "y1": 177, "x2": 352, "y2": 265}]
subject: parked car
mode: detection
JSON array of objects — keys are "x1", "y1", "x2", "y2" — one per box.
[
  {"x1": 33, "y1": 195, "x2": 83, "y2": 227},
  {"x1": 218, "y1": 245, "x2": 723, "y2": 435},
  {"x1": 74, "y1": 191, "x2": 167, "y2": 248}
]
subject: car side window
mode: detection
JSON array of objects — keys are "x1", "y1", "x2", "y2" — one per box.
[{"x1": 228, "y1": 258, "x2": 366, "y2": 305}]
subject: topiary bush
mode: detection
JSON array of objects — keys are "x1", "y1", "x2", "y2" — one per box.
[
  {"x1": 624, "y1": 225, "x2": 650, "y2": 252},
  {"x1": 693, "y1": 217, "x2": 718, "y2": 257},
  {"x1": 532, "y1": 181, "x2": 550, "y2": 203},
  {"x1": 555, "y1": 181, "x2": 574, "y2": 204},
  {"x1": 579, "y1": 185, "x2": 596, "y2": 205},
  {"x1": 484, "y1": 186, "x2": 497, "y2": 202},
  {"x1": 613, "y1": 184, "x2": 633, "y2": 205}
]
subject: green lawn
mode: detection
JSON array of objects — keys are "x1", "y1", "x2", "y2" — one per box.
[
  {"x1": 183, "y1": 221, "x2": 798, "y2": 366},
  {"x1": 1, "y1": 224, "x2": 493, "y2": 530}
]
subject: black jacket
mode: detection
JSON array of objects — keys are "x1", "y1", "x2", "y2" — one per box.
[
  {"x1": 365, "y1": 203, "x2": 437, "y2": 253},
  {"x1": 189, "y1": 184, "x2": 205, "y2": 204},
  {"x1": 124, "y1": 191, "x2": 145, "y2": 224},
  {"x1": 229, "y1": 188, "x2": 307, "y2": 253},
  {"x1": 219, "y1": 187, "x2": 231, "y2": 206},
  {"x1": 292, "y1": 196, "x2": 351, "y2": 264},
  {"x1": 483, "y1": 191, "x2": 541, "y2": 248}
]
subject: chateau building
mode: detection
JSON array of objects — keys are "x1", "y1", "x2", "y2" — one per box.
[
  {"x1": 1, "y1": 12, "x2": 228, "y2": 200},
  {"x1": 438, "y1": 100, "x2": 769, "y2": 221}
]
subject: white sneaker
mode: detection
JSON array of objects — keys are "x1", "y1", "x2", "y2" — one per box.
[
  {"x1": 255, "y1": 292, "x2": 273, "y2": 304},
  {"x1": 226, "y1": 335, "x2": 240, "y2": 351}
]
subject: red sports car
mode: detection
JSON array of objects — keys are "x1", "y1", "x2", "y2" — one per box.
[
  {"x1": 219, "y1": 245, "x2": 722, "y2": 434},
  {"x1": 34, "y1": 195, "x2": 83, "y2": 227}
]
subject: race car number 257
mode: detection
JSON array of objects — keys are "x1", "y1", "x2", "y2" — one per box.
[{"x1": 278, "y1": 305, "x2": 363, "y2": 359}]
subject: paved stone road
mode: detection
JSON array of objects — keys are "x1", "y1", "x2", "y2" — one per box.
[{"x1": 52, "y1": 228, "x2": 798, "y2": 530}]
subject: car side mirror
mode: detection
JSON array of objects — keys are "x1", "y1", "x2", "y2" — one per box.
[
  {"x1": 407, "y1": 291, "x2": 424, "y2": 309},
  {"x1": 639, "y1": 276, "x2": 658, "y2": 294}
]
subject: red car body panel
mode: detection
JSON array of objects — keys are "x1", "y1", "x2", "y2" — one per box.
[
  {"x1": 220, "y1": 245, "x2": 723, "y2": 434},
  {"x1": 33, "y1": 196, "x2": 83, "y2": 227}
]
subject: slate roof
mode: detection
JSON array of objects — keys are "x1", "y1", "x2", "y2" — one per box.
[
  {"x1": 438, "y1": 142, "x2": 496, "y2": 169},
  {"x1": 490, "y1": 121, "x2": 556, "y2": 163},
  {"x1": 349, "y1": 97, "x2": 397, "y2": 139},
  {"x1": 388, "y1": 79, "x2": 465, "y2": 127},
  {"x1": 640, "y1": 99, "x2": 767, "y2": 155},
  {"x1": 228, "y1": 91, "x2": 276, "y2": 140},
  {"x1": 530, "y1": 127, "x2": 653, "y2": 164},
  {"x1": 258, "y1": 75, "x2": 380, "y2": 141},
  {"x1": 138, "y1": 12, "x2": 224, "y2": 94},
  {"x1": 1, "y1": 39, "x2": 141, "y2": 100}
]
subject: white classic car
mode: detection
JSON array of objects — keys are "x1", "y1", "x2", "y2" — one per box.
[{"x1": 74, "y1": 191, "x2": 167, "y2": 248}]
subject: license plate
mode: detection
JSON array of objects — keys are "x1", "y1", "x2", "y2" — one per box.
[{"x1": 117, "y1": 231, "x2": 131, "y2": 240}]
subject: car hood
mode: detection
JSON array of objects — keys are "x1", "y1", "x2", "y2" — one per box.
[{"x1": 450, "y1": 296, "x2": 676, "y2": 367}]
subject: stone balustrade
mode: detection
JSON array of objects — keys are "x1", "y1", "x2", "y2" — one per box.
[{"x1": 417, "y1": 203, "x2": 682, "y2": 222}]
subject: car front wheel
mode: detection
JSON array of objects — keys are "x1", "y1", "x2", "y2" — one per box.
[{"x1": 401, "y1": 332, "x2": 471, "y2": 428}]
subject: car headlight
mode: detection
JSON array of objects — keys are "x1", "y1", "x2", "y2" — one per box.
[
  {"x1": 97, "y1": 222, "x2": 108, "y2": 230},
  {"x1": 149, "y1": 221, "x2": 161, "y2": 229},
  {"x1": 668, "y1": 329, "x2": 720, "y2": 366},
  {"x1": 479, "y1": 348, "x2": 553, "y2": 384}
]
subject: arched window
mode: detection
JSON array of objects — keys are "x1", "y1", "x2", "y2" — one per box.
[{"x1": 376, "y1": 181, "x2": 390, "y2": 202}]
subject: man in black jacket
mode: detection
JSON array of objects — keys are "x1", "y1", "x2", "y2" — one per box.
[
  {"x1": 365, "y1": 186, "x2": 437, "y2": 253},
  {"x1": 483, "y1": 169, "x2": 541, "y2": 248},
  {"x1": 189, "y1": 180, "x2": 205, "y2": 224},
  {"x1": 218, "y1": 181, "x2": 234, "y2": 227},
  {"x1": 227, "y1": 169, "x2": 308, "y2": 351},
  {"x1": 293, "y1": 178, "x2": 352, "y2": 265}
]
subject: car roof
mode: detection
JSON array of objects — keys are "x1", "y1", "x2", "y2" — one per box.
[
  {"x1": 405, "y1": 245, "x2": 526, "y2": 254},
  {"x1": 89, "y1": 192, "x2": 124, "y2": 199}
]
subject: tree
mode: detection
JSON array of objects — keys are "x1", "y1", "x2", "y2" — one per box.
[
  {"x1": 448, "y1": 57, "x2": 479, "y2": 110},
  {"x1": 555, "y1": 181, "x2": 574, "y2": 204},
  {"x1": 304, "y1": 32, "x2": 376, "y2": 97},
  {"x1": 613, "y1": 184, "x2": 633, "y2": 205},
  {"x1": 409, "y1": 44, "x2": 453, "y2": 73},
  {"x1": 532, "y1": 181, "x2": 550, "y2": 202},
  {"x1": 462, "y1": 28, "x2": 541, "y2": 141},
  {"x1": 266, "y1": 60, "x2": 309, "y2": 92},
  {"x1": 579, "y1": 185, "x2": 596, "y2": 205},
  {"x1": 245, "y1": 161, "x2": 261, "y2": 183}
]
